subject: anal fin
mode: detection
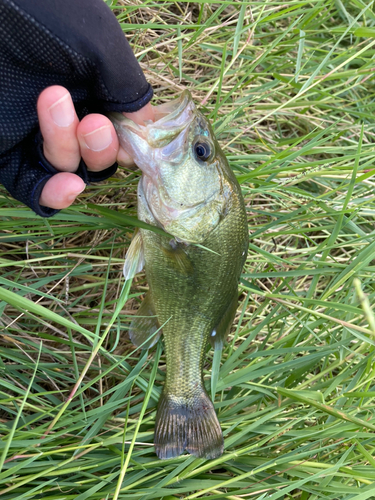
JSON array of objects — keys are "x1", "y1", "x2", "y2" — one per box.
[
  {"x1": 129, "y1": 292, "x2": 161, "y2": 349},
  {"x1": 209, "y1": 293, "x2": 238, "y2": 350}
]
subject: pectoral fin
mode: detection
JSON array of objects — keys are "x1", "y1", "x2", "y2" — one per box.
[
  {"x1": 129, "y1": 292, "x2": 162, "y2": 349},
  {"x1": 161, "y1": 240, "x2": 193, "y2": 276},
  {"x1": 209, "y1": 293, "x2": 238, "y2": 350},
  {"x1": 123, "y1": 229, "x2": 145, "y2": 280}
]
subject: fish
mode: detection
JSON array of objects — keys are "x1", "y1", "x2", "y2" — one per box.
[{"x1": 110, "y1": 90, "x2": 248, "y2": 460}]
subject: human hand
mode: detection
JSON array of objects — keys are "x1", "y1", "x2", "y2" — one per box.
[
  {"x1": 37, "y1": 86, "x2": 154, "y2": 209},
  {"x1": 0, "y1": 0, "x2": 153, "y2": 217}
]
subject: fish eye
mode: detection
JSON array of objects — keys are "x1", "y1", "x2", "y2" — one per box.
[{"x1": 194, "y1": 141, "x2": 212, "y2": 161}]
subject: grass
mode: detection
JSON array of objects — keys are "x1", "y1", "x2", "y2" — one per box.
[{"x1": 1, "y1": 0, "x2": 375, "y2": 498}]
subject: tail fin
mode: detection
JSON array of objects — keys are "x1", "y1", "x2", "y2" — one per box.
[{"x1": 154, "y1": 389, "x2": 223, "y2": 460}]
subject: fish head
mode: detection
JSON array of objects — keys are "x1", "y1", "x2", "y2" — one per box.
[{"x1": 110, "y1": 90, "x2": 229, "y2": 243}]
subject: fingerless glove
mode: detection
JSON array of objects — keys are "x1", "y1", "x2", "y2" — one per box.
[{"x1": 0, "y1": 0, "x2": 153, "y2": 216}]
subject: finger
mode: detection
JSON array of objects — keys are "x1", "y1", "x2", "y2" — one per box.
[
  {"x1": 39, "y1": 172, "x2": 85, "y2": 209},
  {"x1": 117, "y1": 102, "x2": 155, "y2": 167},
  {"x1": 123, "y1": 102, "x2": 154, "y2": 125},
  {"x1": 77, "y1": 114, "x2": 119, "y2": 172},
  {"x1": 117, "y1": 145, "x2": 136, "y2": 167},
  {"x1": 37, "y1": 86, "x2": 80, "y2": 172}
]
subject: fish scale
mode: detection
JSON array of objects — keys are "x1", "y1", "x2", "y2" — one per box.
[{"x1": 144, "y1": 210, "x2": 246, "y2": 388}]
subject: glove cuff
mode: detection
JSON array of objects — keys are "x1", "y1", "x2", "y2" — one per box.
[{"x1": 32, "y1": 132, "x2": 118, "y2": 217}]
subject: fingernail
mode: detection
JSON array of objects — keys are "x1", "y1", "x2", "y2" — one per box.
[
  {"x1": 49, "y1": 93, "x2": 75, "y2": 127},
  {"x1": 83, "y1": 125, "x2": 113, "y2": 151},
  {"x1": 67, "y1": 185, "x2": 85, "y2": 203}
]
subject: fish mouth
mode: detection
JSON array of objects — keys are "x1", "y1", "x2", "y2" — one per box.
[
  {"x1": 108, "y1": 90, "x2": 199, "y2": 184},
  {"x1": 144, "y1": 90, "x2": 195, "y2": 148},
  {"x1": 109, "y1": 90, "x2": 195, "y2": 148},
  {"x1": 152, "y1": 90, "x2": 193, "y2": 124}
]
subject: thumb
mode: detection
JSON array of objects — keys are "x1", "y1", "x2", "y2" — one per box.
[{"x1": 39, "y1": 172, "x2": 85, "y2": 209}]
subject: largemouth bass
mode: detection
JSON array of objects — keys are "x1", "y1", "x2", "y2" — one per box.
[{"x1": 110, "y1": 91, "x2": 248, "y2": 460}]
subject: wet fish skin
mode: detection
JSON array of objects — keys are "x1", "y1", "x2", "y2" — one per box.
[{"x1": 110, "y1": 91, "x2": 248, "y2": 459}]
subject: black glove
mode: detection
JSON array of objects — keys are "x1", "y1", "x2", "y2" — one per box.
[{"x1": 0, "y1": 0, "x2": 153, "y2": 216}]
